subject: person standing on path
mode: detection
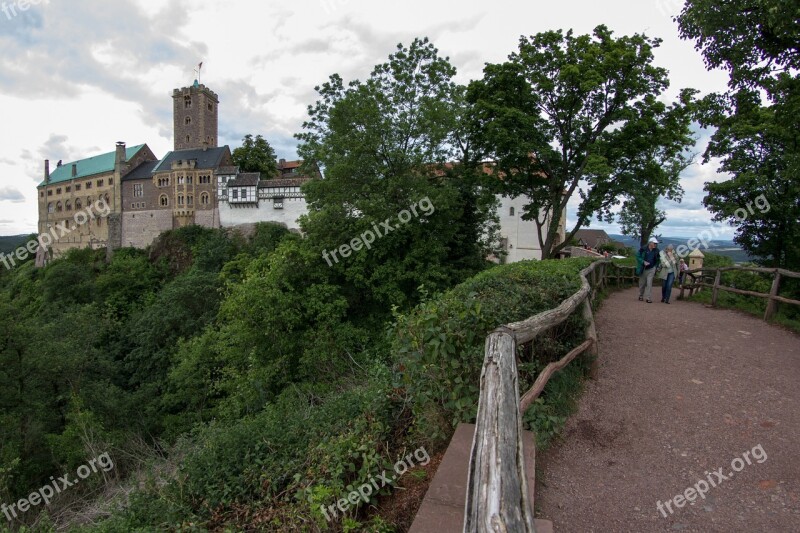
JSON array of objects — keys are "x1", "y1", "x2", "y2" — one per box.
[
  {"x1": 658, "y1": 244, "x2": 678, "y2": 304},
  {"x1": 637, "y1": 237, "x2": 661, "y2": 303}
]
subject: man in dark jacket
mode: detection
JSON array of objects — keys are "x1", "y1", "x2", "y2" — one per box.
[{"x1": 637, "y1": 237, "x2": 661, "y2": 303}]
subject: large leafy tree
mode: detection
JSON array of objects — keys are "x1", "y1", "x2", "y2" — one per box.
[
  {"x1": 232, "y1": 134, "x2": 278, "y2": 178},
  {"x1": 604, "y1": 90, "x2": 697, "y2": 248},
  {"x1": 678, "y1": 0, "x2": 800, "y2": 267},
  {"x1": 467, "y1": 25, "x2": 671, "y2": 258},
  {"x1": 296, "y1": 38, "x2": 496, "y2": 314}
]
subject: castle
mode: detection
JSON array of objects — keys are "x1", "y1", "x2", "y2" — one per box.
[{"x1": 37, "y1": 81, "x2": 561, "y2": 262}]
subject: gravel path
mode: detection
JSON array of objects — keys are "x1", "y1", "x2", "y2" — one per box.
[{"x1": 536, "y1": 287, "x2": 800, "y2": 533}]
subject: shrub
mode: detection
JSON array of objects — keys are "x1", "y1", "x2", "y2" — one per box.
[{"x1": 392, "y1": 258, "x2": 595, "y2": 445}]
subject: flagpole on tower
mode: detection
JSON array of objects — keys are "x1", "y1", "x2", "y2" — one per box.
[{"x1": 197, "y1": 61, "x2": 203, "y2": 84}]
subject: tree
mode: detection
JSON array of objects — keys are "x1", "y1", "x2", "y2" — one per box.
[
  {"x1": 468, "y1": 25, "x2": 671, "y2": 258},
  {"x1": 677, "y1": 0, "x2": 800, "y2": 267},
  {"x1": 232, "y1": 134, "x2": 278, "y2": 178},
  {"x1": 605, "y1": 90, "x2": 697, "y2": 248},
  {"x1": 296, "y1": 38, "x2": 496, "y2": 315}
]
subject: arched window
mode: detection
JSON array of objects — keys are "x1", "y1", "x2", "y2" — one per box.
[
  {"x1": 56, "y1": 201, "x2": 63, "y2": 212},
  {"x1": 48, "y1": 202, "x2": 54, "y2": 213},
  {"x1": 75, "y1": 199, "x2": 82, "y2": 210},
  {"x1": 159, "y1": 195, "x2": 169, "y2": 207},
  {"x1": 187, "y1": 195, "x2": 194, "y2": 206},
  {"x1": 185, "y1": 116, "x2": 192, "y2": 125},
  {"x1": 177, "y1": 194, "x2": 184, "y2": 206},
  {"x1": 509, "y1": 206, "x2": 515, "y2": 216},
  {"x1": 65, "y1": 201, "x2": 71, "y2": 211},
  {"x1": 201, "y1": 192, "x2": 209, "y2": 205},
  {"x1": 185, "y1": 135, "x2": 190, "y2": 143}
]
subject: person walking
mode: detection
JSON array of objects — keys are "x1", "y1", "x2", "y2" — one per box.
[
  {"x1": 637, "y1": 237, "x2": 661, "y2": 303},
  {"x1": 659, "y1": 244, "x2": 678, "y2": 304}
]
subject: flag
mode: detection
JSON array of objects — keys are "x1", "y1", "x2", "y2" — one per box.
[{"x1": 198, "y1": 62, "x2": 203, "y2": 69}]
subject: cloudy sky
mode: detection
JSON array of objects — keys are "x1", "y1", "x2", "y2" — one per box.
[{"x1": 0, "y1": 0, "x2": 733, "y2": 238}]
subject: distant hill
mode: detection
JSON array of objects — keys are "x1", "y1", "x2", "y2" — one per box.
[
  {"x1": 0, "y1": 235, "x2": 33, "y2": 255},
  {"x1": 608, "y1": 233, "x2": 754, "y2": 264}
]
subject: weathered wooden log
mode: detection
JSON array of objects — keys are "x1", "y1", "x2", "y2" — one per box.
[
  {"x1": 505, "y1": 266, "x2": 592, "y2": 344},
  {"x1": 519, "y1": 339, "x2": 594, "y2": 414},
  {"x1": 712, "y1": 269, "x2": 722, "y2": 307},
  {"x1": 464, "y1": 331, "x2": 536, "y2": 533},
  {"x1": 765, "y1": 272, "x2": 782, "y2": 321}
]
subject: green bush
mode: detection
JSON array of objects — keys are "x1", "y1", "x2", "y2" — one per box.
[{"x1": 392, "y1": 258, "x2": 594, "y2": 445}]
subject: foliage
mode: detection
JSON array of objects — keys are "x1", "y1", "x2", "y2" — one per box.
[
  {"x1": 231, "y1": 134, "x2": 278, "y2": 178},
  {"x1": 391, "y1": 258, "x2": 593, "y2": 445},
  {"x1": 297, "y1": 38, "x2": 497, "y2": 316},
  {"x1": 606, "y1": 89, "x2": 697, "y2": 248},
  {"x1": 468, "y1": 25, "x2": 672, "y2": 258},
  {"x1": 677, "y1": 0, "x2": 800, "y2": 268}
]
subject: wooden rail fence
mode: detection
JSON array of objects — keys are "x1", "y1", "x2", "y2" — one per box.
[
  {"x1": 464, "y1": 259, "x2": 636, "y2": 532},
  {"x1": 678, "y1": 266, "x2": 800, "y2": 321},
  {"x1": 463, "y1": 260, "x2": 799, "y2": 532}
]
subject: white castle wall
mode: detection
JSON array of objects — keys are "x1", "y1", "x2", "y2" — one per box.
[{"x1": 219, "y1": 196, "x2": 307, "y2": 231}]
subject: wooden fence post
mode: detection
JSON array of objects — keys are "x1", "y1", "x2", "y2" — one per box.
[
  {"x1": 582, "y1": 297, "x2": 599, "y2": 380},
  {"x1": 464, "y1": 331, "x2": 536, "y2": 533},
  {"x1": 764, "y1": 271, "x2": 782, "y2": 321},
  {"x1": 711, "y1": 269, "x2": 721, "y2": 307}
]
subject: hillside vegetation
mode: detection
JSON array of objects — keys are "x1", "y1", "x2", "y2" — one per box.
[{"x1": 0, "y1": 223, "x2": 596, "y2": 532}]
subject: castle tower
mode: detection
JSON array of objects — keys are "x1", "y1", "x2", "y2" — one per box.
[{"x1": 172, "y1": 80, "x2": 219, "y2": 151}]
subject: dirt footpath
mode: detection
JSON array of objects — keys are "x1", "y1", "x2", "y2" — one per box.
[{"x1": 536, "y1": 287, "x2": 800, "y2": 533}]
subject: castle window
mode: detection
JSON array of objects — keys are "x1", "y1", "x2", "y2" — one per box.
[
  {"x1": 187, "y1": 195, "x2": 194, "y2": 206},
  {"x1": 56, "y1": 201, "x2": 63, "y2": 212},
  {"x1": 65, "y1": 201, "x2": 71, "y2": 211},
  {"x1": 65, "y1": 186, "x2": 71, "y2": 192},
  {"x1": 159, "y1": 195, "x2": 168, "y2": 206},
  {"x1": 184, "y1": 96, "x2": 191, "y2": 109},
  {"x1": 208, "y1": 103, "x2": 213, "y2": 112},
  {"x1": 47, "y1": 202, "x2": 54, "y2": 213},
  {"x1": 186, "y1": 135, "x2": 190, "y2": 143},
  {"x1": 97, "y1": 179, "x2": 104, "y2": 187},
  {"x1": 75, "y1": 199, "x2": 82, "y2": 210},
  {"x1": 134, "y1": 183, "x2": 143, "y2": 197},
  {"x1": 178, "y1": 195, "x2": 184, "y2": 206},
  {"x1": 509, "y1": 207, "x2": 515, "y2": 216},
  {"x1": 109, "y1": 178, "x2": 113, "y2": 185},
  {"x1": 75, "y1": 184, "x2": 81, "y2": 191},
  {"x1": 187, "y1": 176, "x2": 193, "y2": 185},
  {"x1": 201, "y1": 192, "x2": 209, "y2": 205},
  {"x1": 185, "y1": 116, "x2": 191, "y2": 125},
  {"x1": 48, "y1": 189, "x2": 52, "y2": 196},
  {"x1": 40, "y1": 191, "x2": 44, "y2": 198},
  {"x1": 56, "y1": 188, "x2": 61, "y2": 194},
  {"x1": 86, "y1": 181, "x2": 92, "y2": 189}
]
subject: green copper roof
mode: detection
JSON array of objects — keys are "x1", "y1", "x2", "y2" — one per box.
[{"x1": 39, "y1": 144, "x2": 146, "y2": 187}]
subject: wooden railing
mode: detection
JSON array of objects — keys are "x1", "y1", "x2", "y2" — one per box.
[
  {"x1": 679, "y1": 266, "x2": 800, "y2": 321},
  {"x1": 464, "y1": 259, "x2": 635, "y2": 532}
]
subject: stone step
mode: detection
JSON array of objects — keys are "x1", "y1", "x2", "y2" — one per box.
[{"x1": 409, "y1": 422, "x2": 553, "y2": 533}]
